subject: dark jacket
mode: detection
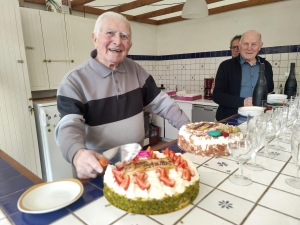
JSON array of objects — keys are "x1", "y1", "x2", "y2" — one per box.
[{"x1": 213, "y1": 55, "x2": 274, "y2": 121}]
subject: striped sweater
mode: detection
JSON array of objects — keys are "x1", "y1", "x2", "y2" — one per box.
[{"x1": 55, "y1": 50, "x2": 190, "y2": 163}]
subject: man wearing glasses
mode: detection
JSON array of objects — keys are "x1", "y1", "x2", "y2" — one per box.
[
  {"x1": 230, "y1": 35, "x2": 242, "y2": 58},
  {"x1": 211, "y1": 35, "x2": 242, "y2": 91}
]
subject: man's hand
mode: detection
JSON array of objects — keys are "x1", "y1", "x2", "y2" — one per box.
[
  {"x1": 73, "y1": 149, "x2": 108, "y2": 179},
  {"x1": 244, "y1": 97, "x2": 253, "y2": 106}
]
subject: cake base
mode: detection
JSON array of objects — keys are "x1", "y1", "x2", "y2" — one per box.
[{"x1": 104, "y1": 181, "x2": 199, "y2": 215}]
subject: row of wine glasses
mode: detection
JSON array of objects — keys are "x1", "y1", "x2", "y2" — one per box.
[{"x1": 228, "y1": 105, "x2": 300, "y2": 189}]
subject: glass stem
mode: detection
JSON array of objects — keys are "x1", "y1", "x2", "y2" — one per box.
[
  {"x1": 264, "y1": 140, "x2": 268, "y2": 153},
  {"x1": 239, "y1": 161, "x2": 243, "y2": 177}
]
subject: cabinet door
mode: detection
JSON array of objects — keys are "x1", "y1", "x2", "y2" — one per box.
[
  {"x1": 0, "y1": 0, "x2": 42, "y2": 177},
  {"x1": 65, "y1": 15, "x2": 95, "y2": 69},
  {"x1": 151, "y1": 114, "x2": 164, "y2": 138},
  {"x1": 40, "y1": 10, "x2": 70, "y2": 89},
  {"x1": 20, "y1": 8, "x2": 49, "y2": 91}
]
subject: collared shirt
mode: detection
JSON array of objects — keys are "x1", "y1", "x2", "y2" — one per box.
[{"x1": 239, "y1": 55, "x2": 261, "y2": 98}]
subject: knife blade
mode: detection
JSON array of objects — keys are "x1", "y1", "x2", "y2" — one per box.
[{"x1": 102, "y1": 143, "x2": 142, "y2": 165}]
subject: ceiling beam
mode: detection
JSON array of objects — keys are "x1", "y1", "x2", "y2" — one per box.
[
  {"x1": 71, "y1": 0, "x2": 95, "y2": 8},
  {"x1": 157, "y1": 16, "x2": 186, "y2": 25},
  {"x1": 209, "y1": 0, "x2": 284, "y2": 15},
  {"x1": 72, "y1": 5, "x2": 106, "y2": 14},
  {"x1": 109, "y1": 0, "x2": 162, "y2": 13}
]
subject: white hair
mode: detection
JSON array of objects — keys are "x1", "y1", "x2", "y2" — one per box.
[{"x1": 93, "y1": 12, "x2": 132, "y2": 42}]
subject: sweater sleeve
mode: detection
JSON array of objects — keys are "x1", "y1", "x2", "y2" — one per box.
[{"x1": 54, "y1": 78, "x2": 87, "y2": 164}]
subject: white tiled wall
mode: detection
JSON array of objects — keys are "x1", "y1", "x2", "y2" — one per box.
[{"x1": 136, "y1": 53, "x2": 300, "y2": 95}]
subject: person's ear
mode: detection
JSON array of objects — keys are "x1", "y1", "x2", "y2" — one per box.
[{"x1": 92, "y1": 33, "x2": 97, "y2": 48}]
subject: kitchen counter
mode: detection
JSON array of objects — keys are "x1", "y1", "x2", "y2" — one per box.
[
  {"x1": 0, "y1": 115, "x2": 299, "y2": 225},
  {"x1": 175, "y1": 98, "x2": 218, "y2": 106}
]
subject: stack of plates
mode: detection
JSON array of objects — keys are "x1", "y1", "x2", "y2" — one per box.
[
  {"x1": 238, "y1": 106, "x2": 265, "y2": 117},
  {"x1": 267, "y1": 94, "x2": 287, "y2": 104}
]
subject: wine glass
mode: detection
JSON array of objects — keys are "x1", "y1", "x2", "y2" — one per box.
[
  {"x1": 244, "y1": 113, "x2": 267, "y2": 171},
  {"x1": 268, "y1": 107, "x2": 284, "y2": 151},
  {"x1": 227, "y1": 131, "x2": 255, "y2": 186},
  {"x1": 285, "y1": 126, "x2": 300, "y2": 189},
  {"x1": 257, "y1": 113, "x2": 276, "y2": 158}
]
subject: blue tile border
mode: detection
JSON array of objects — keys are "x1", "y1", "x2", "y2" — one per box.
[{"x1": 127, "y1": 44, "x2": 300, "y2": 60}]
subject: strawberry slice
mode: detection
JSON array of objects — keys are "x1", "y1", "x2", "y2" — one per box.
[
  {"x1": 177, "y1": 160, "x2": 188, "y2": 169},
  {"x1": 172, "y1": 154, "x2": 178, "y2": 163},
  {"x1": 159, "y1": 176, "x2": 175, "y2": 187},
  {"x1": 114, "y1": 173, "x2": 124, "y2": 185},
  {"x1": 181, "y1": 168, "x2": 192, "y2": 181},
  {"x1": 156, "y1": 168, "x2": 168, "y2": 178},
  {"x1": 120, "y1": 175, "x2": 130, "y2": 190},
  {"x1": 136, "y1": 177, "x2": 151, "y2": 190},
  {"x1": 175, "y1": 155, "x2": 184, "y2": 166},
  {"x1": 135, "y1": 171, "x2": 148, "y2": 180},
  {"x1": 115, "y1": 161, "x2": 126, "y2": 171},
  {"x1": 112, "y1": 169, "x2": 124, "y2": 177}
]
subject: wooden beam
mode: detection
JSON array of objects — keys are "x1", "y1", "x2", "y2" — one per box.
[
  {"x1": 71, "y1": 0, "x2": 95, "y2": 8},
  {"x1": 209, "y1": 0, "x2": 284, "y2": 15},
  {"x1": 157, "y1": 16, "x2": 186, "y2": 25},
  {"x1": 19, "y1": 0, "x2": 25, "y2": 7}
]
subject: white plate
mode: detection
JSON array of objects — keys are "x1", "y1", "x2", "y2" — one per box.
[
  {"x1": 267, "y1": 99, "x2": 286, "y2": 104},
  {"x1": 238, "y1": 106, "x2": 264, "y2": 117},
  {"x1": 267, "y1": 94, "x2": 287, "y2": 100},
  {"x1": 17, "y1": 179, "x2": 83, "y2": 214}
]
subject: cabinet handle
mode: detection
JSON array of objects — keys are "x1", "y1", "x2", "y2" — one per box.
[{"x1": 45, "y1": 59, "x2": 74, "y2": 63}]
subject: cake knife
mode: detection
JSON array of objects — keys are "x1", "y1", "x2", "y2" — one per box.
[{"x1": 102, "y1": 143, "x2": 142, "y2": 166}]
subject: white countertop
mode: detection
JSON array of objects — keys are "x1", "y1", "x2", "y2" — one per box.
[
  {"x1": 175, "y1": 98, "x2": 218, "y2": 106},
  {"x1": 47, "y1": 136, "x2": 299, "y2": 225}
]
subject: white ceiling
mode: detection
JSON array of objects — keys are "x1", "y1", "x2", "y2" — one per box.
[{"x1": 85, "y1": 0, "x2": 248, "y2": 21}]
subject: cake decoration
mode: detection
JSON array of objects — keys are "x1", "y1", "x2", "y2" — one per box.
[{"x1": 103, "y1": 146, "x2": 200, "y2": 214}]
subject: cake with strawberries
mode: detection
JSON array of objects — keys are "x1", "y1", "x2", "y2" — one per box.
[
  {"x1": 103, "y1": 147, "x2": 199, "y2": 215},
  {"x1": 178, "y1": 122, "x2": 241, "y2": 157}
]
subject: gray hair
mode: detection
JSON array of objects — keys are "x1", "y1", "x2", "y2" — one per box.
[
  {"x1": 240, "y1": 30, "x2": 262, "y2": 43},
  {"x1": 93, "y1": 12, "x2": 132, "y2": 42}
]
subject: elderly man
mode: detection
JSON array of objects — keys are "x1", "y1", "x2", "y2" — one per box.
[
  {"x1": 55, "y1": 12, "x2": 189, "y2": 179},
  {"x1": 213, "y1": 30, "x2": 274, "y2": 121}
]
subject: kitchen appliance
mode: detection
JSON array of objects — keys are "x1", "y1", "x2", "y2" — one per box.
[
  {"x1": 204, "y1": 78, "x2": 214, "y2": 100},
  {"x1": 192, "y1": 104, "x2": 217, "y2": 122},
  {"x1": 33, "y1": 100, "x2": 74, "y2": 182}
]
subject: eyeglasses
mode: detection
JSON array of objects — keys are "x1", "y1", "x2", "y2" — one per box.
[{"x1": 230, "y1": 46, "x2": 239, "y2": 50}]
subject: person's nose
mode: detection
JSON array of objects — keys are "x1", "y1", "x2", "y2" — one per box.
[{"x1": 112, "y1": 34, "x2": 121, "y2": 45}]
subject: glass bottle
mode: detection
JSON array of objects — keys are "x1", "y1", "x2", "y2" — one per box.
[
  {"x1": 284, "y1": 63, "x2": 297, "y2": 99},
  {"x1": 252, "y1": 63, "x2": 268, "y2": 106}
]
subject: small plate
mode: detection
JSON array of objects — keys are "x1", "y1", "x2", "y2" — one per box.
[
  {"x1": 267, "y1": 94, "x2": 287, "y2": 100},
  {"x1": 17, "y1": 178, "x2": 83, "y2": 214},
  {"x1": 238, "y1": 106, "x2": 264, "y2": 117}
]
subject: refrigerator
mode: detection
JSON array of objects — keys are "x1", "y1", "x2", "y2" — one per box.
[{"x1": 33, "y1": 100, "x2": 74, "y2": 182}]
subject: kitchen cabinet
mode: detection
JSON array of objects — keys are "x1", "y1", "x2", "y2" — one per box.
[
  {"x1": 20, "y1": 8, "x2": 95, "y2": 91},
  {"x1": 0, "y1": 0, "x2": 41, "y2": 177}
]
